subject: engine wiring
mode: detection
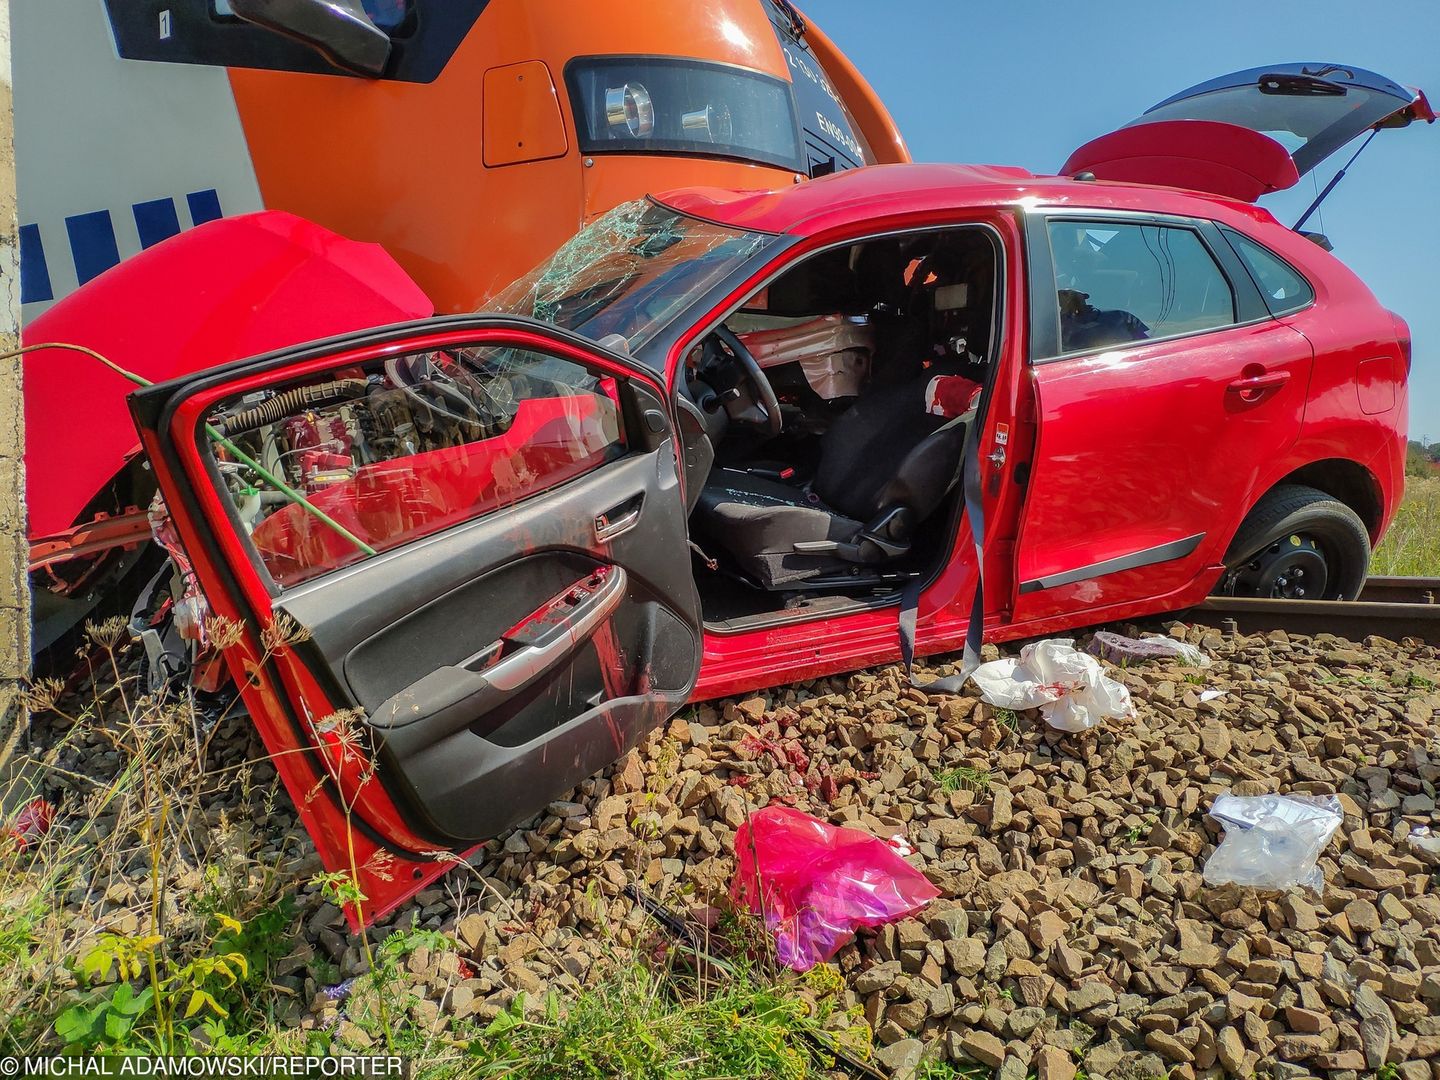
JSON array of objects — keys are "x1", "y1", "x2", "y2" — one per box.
[{"x1": 1, "y1": 342, "x2": 376, "y2": 557}]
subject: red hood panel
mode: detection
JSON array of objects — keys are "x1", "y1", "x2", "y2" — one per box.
[
  {"x1": 1060, "y1": 119, "x2": 1301, "y2": 202},
  {"x1": 24, "y1": 211, "x2": 432, "y2": 538}
]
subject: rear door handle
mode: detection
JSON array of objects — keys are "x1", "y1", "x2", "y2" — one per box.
[{"x1": 1227, "y1": 369, "x2": 1291, "y2": 399}]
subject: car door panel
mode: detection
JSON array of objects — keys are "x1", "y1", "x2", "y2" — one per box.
[
  {"x1": 128, "y1": 315, "x2": 702, "y2": 920},
  {"x1": 1015, "y1": 317, "x2": 1314, "y2": 623},
  {"x1": 274, "y1": 446, "x2": 698, "y2": 842}
]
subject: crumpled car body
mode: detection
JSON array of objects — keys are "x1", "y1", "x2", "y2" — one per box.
[{"x1": 34, "y1": 62, "x2": 1428, "y2": 922}]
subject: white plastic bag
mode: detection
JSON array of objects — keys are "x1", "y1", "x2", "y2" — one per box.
[
  {"x1": 970, "y1": 638, "x2": 1136, "y2": 732},
  {"x1": 1203, "y1": 793, "x2": 1342, "y2": 892}
]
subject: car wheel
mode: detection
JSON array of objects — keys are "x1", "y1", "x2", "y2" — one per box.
[{"x1": 1218, "y1": 484, "x2": 1370, "y2": 600}]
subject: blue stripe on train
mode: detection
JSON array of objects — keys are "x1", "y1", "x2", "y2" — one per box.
[
  {"x1": 133, "y1": 197, "x2": 183, "y2": 249},
  {"x1": 24, "y1": 191, "x2": 226, "y2": 303},
  {"x1": 187, "y1": 189, "x2": 223, "y2": 226},
  {"x1": 19, "y1": 224, "x2": 53, "y2": 304},
  {"x1": 66, "y1": 209, "x2": 121, "y2": 285}
]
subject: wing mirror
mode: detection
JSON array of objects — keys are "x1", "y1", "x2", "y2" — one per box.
[{"x1": 229, "y1": 0, "x2": 392, "y2": 77}]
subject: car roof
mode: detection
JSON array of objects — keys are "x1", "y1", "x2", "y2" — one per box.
[{"x1": 656, "y1": 162, "x2": 1278, "y2": 237}]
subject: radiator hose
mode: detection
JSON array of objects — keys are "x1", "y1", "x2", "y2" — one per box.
[{"x1": 215, "y1": 378, "x2": 369, "y2": 436}]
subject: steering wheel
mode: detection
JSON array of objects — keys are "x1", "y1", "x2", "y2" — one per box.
[{"x1": 710, "y1": 326, "x2": 783, "y2": 438}]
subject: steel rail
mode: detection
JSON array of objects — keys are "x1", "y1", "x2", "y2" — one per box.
[
  {"x1": 1358, "y1": 576, "x2": 1440, "y2": 605},
  {"x1": 1183, "y1": 576, "x2": 1440, "y2": 643}
]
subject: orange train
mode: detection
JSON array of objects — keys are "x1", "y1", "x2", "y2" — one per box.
[
  {"x1": 23, "y1": 0, "x2": 908, "y2": 648},
  {"x1": 105, "y1": 0, "x2": 909, "y2": 310}
]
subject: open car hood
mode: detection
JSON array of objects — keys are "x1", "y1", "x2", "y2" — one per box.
[
  {"x1": 1062, "y1": 63, "x2": 1434, "y2": 201},
  {"x1": 23, "y1": 211, "x2": 432, "y2": 539}
]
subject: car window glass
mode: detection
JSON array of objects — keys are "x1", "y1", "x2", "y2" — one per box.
[
  {"x1": 1224, "y1": 230, "x2": 1314, "y2": 315},
  {"x1": 1048, "y1": 221, "x2": 1237, "y2": 354},
  {"x1": 203, "y1": 346, "x2": 627, "y2": 588}
]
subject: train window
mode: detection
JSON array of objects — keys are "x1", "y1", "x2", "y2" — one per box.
[{"x1": 566, "y1": 57, "x2": 802, "y2": 172}]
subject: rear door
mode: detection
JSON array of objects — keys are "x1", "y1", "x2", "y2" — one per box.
[
  {"x1": 129, "y1": 315, "x2": 702, "y2": 922},
  {"x1": 1011, "y1": 213, "x2": 1313, "y2": 626}
]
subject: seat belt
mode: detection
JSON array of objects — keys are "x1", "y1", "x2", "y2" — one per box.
[{"x1": 898, "y1": 415, "x2": 985, "y2": 693}]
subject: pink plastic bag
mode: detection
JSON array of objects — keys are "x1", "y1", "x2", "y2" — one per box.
[{"x1": 731, "y1": 806, "x2": 939, "y2": 971}]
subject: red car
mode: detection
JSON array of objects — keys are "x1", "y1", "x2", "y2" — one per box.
[{"x1": 37, "y1": 62, "x2": 1431, "y2": 919}]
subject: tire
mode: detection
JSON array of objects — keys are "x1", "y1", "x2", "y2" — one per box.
[{"x1": 1220, "y1": 484, "x2": 1370, "y2": 600}]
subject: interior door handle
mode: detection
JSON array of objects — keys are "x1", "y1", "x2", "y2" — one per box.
[
  {"x1": 595, "y1": 497, "x2": 643, "y2": 542},
  {"x1": 369, "y1": 566, "x2": 627, "y2": 731},
  {"x1": 1227, "y1": 369, "x2": 1291, "y2": 399}
]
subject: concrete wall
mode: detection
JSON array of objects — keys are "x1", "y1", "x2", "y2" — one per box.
[{"x1": 0, "y1": 0, "x2": 30, "y2": 704}]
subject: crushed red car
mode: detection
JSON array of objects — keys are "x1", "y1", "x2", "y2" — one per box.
[{"x1": 25, "y1": 63, "x2": 1431, "y2": 919}]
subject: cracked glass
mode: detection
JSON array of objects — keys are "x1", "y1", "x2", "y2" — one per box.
[{"x1": 488, "y1": 199, "x2": 772, "y2": 351}]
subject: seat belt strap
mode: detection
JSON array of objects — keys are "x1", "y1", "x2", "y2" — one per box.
[{"x1": 899, "y1": 416, "x2": 985, "y2": 693}]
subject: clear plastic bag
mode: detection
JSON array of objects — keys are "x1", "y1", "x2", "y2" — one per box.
[
  {"x1": 970, "y1": 638, "x2": 1136, "y2": 732},
  {"x1": 731, "y1": 806, "x2": 939, "y2": 971},
  {"x1": 1203, "y1": 794, "x2": 1342, "y2": 892},
  {"x1": 1087, "y1": 631, "x2": 1211, "y2": 667}
]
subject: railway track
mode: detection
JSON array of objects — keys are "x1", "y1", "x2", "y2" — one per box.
[{"x1": 1185, "y1": 576, "x2": 1440, "y2": 643}]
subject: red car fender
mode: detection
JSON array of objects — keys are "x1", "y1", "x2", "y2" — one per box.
[{"x1": 23, "y1": 211, "x2": 432, "y2": 541}]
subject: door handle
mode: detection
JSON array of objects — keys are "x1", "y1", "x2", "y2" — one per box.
[
  {"x1": 595, "y1": 497, "x2": 643, "y2": 542},
  {"x1": 1227, "y1": 369, "x2": 1291, "y2": 400}
]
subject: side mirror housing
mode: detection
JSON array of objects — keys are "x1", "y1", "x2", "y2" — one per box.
[{"x1": 230, "y1": 0, "x2": 392, "y2": 77}]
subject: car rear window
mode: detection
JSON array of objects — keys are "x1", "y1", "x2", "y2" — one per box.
[
  {"x1": 203, "y1": 346, "x2": 627, "y2": 589},
  {"x1": 1047, "y1": 221, "x2": 1237, "y2": 355},
  {"x1": 1222, "y1": 230, "x2": 1315, "y2": 316}
]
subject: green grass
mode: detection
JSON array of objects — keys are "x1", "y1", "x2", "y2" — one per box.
[
  {"x1": 2, "y1": 621, "x2": 876, "y2": 1077},
  {"x1": 1373, "y1": 476, "x2": 1440, "y2": 576},
  {"x1": 466, "y1": 961, "x2": 861, "y2": 1079},
  {"x1": 936, "y1": 764, "x2": 992, "y2": 794}
]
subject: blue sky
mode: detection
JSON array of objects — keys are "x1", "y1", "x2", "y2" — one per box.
[{"x1": 813, "y1": 0, "x2": 1439, "y2": 440}]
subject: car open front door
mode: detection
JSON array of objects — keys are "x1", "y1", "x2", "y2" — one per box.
[{"x1": 128, "y1": 315, "x2": 703, "y2": 923}]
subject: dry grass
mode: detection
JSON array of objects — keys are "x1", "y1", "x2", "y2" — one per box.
[
  {"x1": 1373, "y1": 476, "x2": 1440, "y2": 577},
  {"x1": 1, "y1": 625, "x2": 853, "y2": 1075}
]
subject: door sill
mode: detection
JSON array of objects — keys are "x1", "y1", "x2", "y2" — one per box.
[{"x1": 702, "y1": 589, "x2": 901, "y2": 634}]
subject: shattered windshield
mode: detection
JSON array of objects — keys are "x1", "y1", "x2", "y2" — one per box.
[{"x1": 488, "y1": 199, "x2": 772, "y2": 351}]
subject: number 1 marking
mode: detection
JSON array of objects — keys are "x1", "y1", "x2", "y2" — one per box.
[{"x1": 159, "y1": 10, "x2": 173, "y2": 39}]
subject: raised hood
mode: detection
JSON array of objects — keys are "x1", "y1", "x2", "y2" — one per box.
[{"x1": 1062, "y1": 63, "x2": 1434, "y2": 201}]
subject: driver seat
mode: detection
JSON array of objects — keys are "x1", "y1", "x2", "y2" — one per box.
[{"x1": 692, "y1": 376, "x2": 970, "y2": 589}]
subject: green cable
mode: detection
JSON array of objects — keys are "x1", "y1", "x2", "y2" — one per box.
[
  {"x1": 203, "y1": 424, "x2": 377, "y2": 557},
  {"x1": 8, "y1": 342, "x2": 376, "y2": 559}
]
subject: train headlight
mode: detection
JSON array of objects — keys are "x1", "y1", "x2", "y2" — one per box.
[
  {"x1": 605, "y1": 83, "x2": 654, "y2": 138},
  {"x1": 681, "y1": 104, "x2": 733, "y2": 144}
]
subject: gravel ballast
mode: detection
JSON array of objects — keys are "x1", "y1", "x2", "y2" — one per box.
[
  {"x1": 319, "y1": 621, "x2": 1438, "y2": 1078},
  {"x1": 45, "y1": 620, "x2": 1439, "y2": 1077}
]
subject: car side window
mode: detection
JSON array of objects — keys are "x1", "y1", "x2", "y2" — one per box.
[
  {"x1": 1047, "y1": 221, "x2": 1237, "y2": 355},
  {"x1": 1223, "y1": 230, "x2": 1315, "y2": 315},
  {"x1": 203, "y1": 346, "x2": 628, "y2": 589}
]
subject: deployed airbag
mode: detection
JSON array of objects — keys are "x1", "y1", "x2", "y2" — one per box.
[{"x1": 738, "y1": 314, "x2": 873, "y2": 399}]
